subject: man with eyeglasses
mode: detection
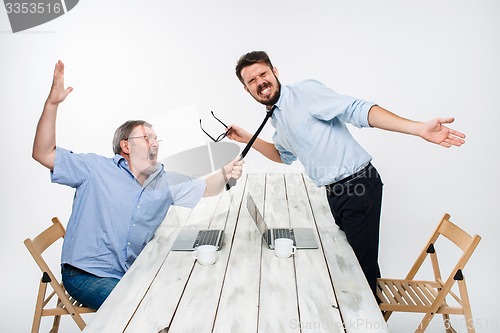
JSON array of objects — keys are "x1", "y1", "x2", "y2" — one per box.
[
  {"x1": 32, "y1": 60, "x2": 244, "y2": 310},
  {"x1": 226, "y1": 51, "x2": 465, "y2": 299}
]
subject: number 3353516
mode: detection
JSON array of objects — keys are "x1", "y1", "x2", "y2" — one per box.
[{"x1": 5, "y1": 2, "x2": 62, "y2": 14}]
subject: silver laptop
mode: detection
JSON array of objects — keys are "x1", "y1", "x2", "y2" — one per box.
[
  {"x1": 171, "y1": 228, "x2": 224, "y2": 251},
  {"x1": 246, "y1": 193, "x2": 318, "y2": 250}
]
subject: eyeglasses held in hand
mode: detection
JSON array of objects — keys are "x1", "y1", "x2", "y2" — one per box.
[{"x1": 199, "y1": 111, "x2": 229, "y2": 142}]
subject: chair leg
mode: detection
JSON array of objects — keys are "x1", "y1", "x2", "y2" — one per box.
[
  {"x1": 458, "y1": 280, "x2": 476, "y2": 333},
  {"x1": 49, "y1": 298, "x2": 63, "y2": 333},
  {"x1": 52, "y1": 283, "x2": 88, "y2": 330},
  {"x1": 49, "y1": 315, "x2": 61, "y2": 333},
  {"x1": 73, "y1": 313, "x2": 88, "y2": 330},
  {"x1": 442, "y1": 314, "x2": 456, "y2": 333},
  {"x1": 415, "y1": 311, "x2": 437, "y2": 333},
  {"x1": 31, "y1": 280, "x2": 47, "y2": 333}
]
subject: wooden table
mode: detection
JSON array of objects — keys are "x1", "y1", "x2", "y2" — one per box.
[{"x1": 84, "y1": 173, "x2": 388, "y2": 333}]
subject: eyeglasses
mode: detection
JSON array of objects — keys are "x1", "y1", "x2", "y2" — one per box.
[
  {"x1": 199, "y1": 111, "x2": 228, "y2": 142},
  {"x1": 127, "y1": 135, "x2": 162, "y2": 144}
]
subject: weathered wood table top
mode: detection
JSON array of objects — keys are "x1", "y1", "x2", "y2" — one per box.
[{"x1": 84, "y1": 173, "x2": 388, "y2": 333}]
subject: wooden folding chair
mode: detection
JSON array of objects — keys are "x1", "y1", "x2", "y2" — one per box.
[
  {"x1": 377, "y1": 213, "x2": 481, "y2": 333},
  {"x1": 24, "y1": 217, "x2": 95, "y2": 333}
]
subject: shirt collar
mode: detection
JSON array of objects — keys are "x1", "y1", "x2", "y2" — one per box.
[
  {"x1": 113, "y1": 154, "x2": 164, "y2": 187},
  {"x1": 114, "y1": 154, "x2": 126, "y2": 166},
  {"x1": 269, "y1": 84, "x2": 288, "y2": 116}
]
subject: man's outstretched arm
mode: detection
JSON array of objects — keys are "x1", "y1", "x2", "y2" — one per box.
[
  {"x1": 367, "y1": 105, "x2": 466, "y2": 148},
  {"x1": 32, "y1": 60, "x2": 73, "y2": 170}
]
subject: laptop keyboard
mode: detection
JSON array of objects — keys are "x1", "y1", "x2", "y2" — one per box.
[
  {"x1": 193, "y1": 229, "x2": 220, "y2": 248},
  {"x1": 273, "y1": 228, "x2": 296, "y2": 242}
]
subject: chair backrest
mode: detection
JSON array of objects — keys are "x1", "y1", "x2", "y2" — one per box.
[
  {"x1": 24, "y1": 217, "x2": 65, "y2": 277},
  {"x1": 406, "y1": 213, "x2": 481, "y2": 283}
]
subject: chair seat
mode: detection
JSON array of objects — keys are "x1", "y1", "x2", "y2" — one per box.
[
  {"x1": 41, "y1": 286, "x2": 95, "y2": 317},
  {"x1": 377, "y1": 278, "x2": 465, "y2": 315}
]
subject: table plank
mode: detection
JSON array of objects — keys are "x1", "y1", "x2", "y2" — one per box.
[
  {"x1": 303, "y1": 177, "x2": 389, "y2": 333},
  {"x1": 212, "y1": 173, "x2": 263, "y2": 333},
  {"x1": 167, "y1": 176, "x2": 247, "y2": 333},
  {"x1": 258, "y1": 173, "x2": 300, "y2": 333},
  {"x1": 285, "y1": 173, "x2": 345, "y2": 332}
]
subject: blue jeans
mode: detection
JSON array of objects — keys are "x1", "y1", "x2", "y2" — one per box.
[
  {"x1": 325, "y1": 163, "x2": 383, "y2": 296},
  {"x1": 61, "y1": 264, "x2": 119, "y2": 310}
]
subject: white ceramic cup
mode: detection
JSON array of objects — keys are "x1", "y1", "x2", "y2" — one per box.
[
  {"x1": 274, "y1": 238, "x2": 296, "y2": 258},
  {"x1": 192, "y1": 245, "x2": 217, "y2": 265}
]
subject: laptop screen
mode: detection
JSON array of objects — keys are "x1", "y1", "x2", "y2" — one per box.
[{"x1": 247, "y1": 194, "x2": 268, "y2": 237}]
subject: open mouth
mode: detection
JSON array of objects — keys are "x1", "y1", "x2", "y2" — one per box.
[
  {"x1": 148, "y1": 151, "x2": 157, "y2": 161},
  {"x1": 259, "y1": 84, "x2": 272, "y2": 97}
]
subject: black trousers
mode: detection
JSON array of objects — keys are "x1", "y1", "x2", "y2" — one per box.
[{"x1": 325, "y1": 163, "x2": 383, "y2": 296}]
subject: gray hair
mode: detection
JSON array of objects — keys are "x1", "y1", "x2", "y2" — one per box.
[{"x1": 112, "y1": 120, "x2": 152, "y2": 155}]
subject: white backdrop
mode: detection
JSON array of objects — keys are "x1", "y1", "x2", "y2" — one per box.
[{"x1": 1, "y1": 1, "x2": 499, "y2": 332}]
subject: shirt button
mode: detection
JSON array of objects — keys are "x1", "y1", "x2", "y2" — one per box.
[{"x1": 132, "y1": 224, "x2": 136, "y2": 227}]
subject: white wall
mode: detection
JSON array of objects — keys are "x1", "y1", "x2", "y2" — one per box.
[{"x1": 1, "y1": 1, "x2": 499, "y2": 332}]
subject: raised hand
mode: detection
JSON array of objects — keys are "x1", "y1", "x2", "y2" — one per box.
[
  {"x1": 46, "y1": 60, "x2": 73, "y2": 106},
  {"x1": 33, "y1": 60, "x2": 73, "y2": 170},
  {"x1": 420, "y1": 118, "x2": 466, "y2": 148}
]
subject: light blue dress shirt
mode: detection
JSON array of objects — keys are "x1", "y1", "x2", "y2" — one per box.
[
  {"x1": 271, "y1": 80, "x2": 375, "y2": 186},
  {"x1": 51, "y1": 147, "x2": 206, "y2": 279}
]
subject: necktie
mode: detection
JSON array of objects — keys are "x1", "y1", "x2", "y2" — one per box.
[{"x1": 226, "y1": 105, "x2": 276, "y2": 189}]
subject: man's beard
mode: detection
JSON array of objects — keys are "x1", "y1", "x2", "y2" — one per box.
[
  {"x1": 255, "y1": 75, "x2": 281, "y2": 107},
  {"x1": 266, "y1": 80, "x2": 281, "y2": 106}
]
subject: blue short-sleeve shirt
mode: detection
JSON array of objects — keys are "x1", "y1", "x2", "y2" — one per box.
[{"x1": 51, "y1": 147, "x2": 205, "y2": 279}]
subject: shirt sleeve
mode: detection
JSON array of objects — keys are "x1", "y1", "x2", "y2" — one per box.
[
  {"x1": 302, "y1": 80, "x2": 375, "y2": 128},
  {"x1": 273, "y1": 137, "x2": 296, "y2": 165},
  {"x1": 51, "y1": 147, "x2": 97, "y2": 187},
  {"x1": 165, "y1": 172, "x2": 206, "y2": 208}
]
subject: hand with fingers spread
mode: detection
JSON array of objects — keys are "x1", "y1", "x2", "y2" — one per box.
[{"x1": 419, "y1": 118, "x2": 466, "y2": 148}]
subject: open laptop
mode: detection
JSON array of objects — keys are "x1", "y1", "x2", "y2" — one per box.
[
  {"x1": 171, "y1": 229, "x2": 224, "y2": 251},
  {"x1": 246, "y1": 193, "x2": 318, "y2": 250}
]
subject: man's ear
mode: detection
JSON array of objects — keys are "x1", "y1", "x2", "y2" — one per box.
[
  {"x1": 244, "y1": 85, "x2": 250, "y2": 93},
  {"x1": 120, "y1": 140, "x2": 130, "y2": 154},
  {"x1": 273, "y1": 67, "x2": 279, "y2": 78}
]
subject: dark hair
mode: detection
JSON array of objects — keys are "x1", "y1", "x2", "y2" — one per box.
[
  {"x1": 112, "y1": 120, "x2": 152, "y2": 155},
  {"x1": 235, "y1": 51, "x2": 274, "y2": 84}
]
